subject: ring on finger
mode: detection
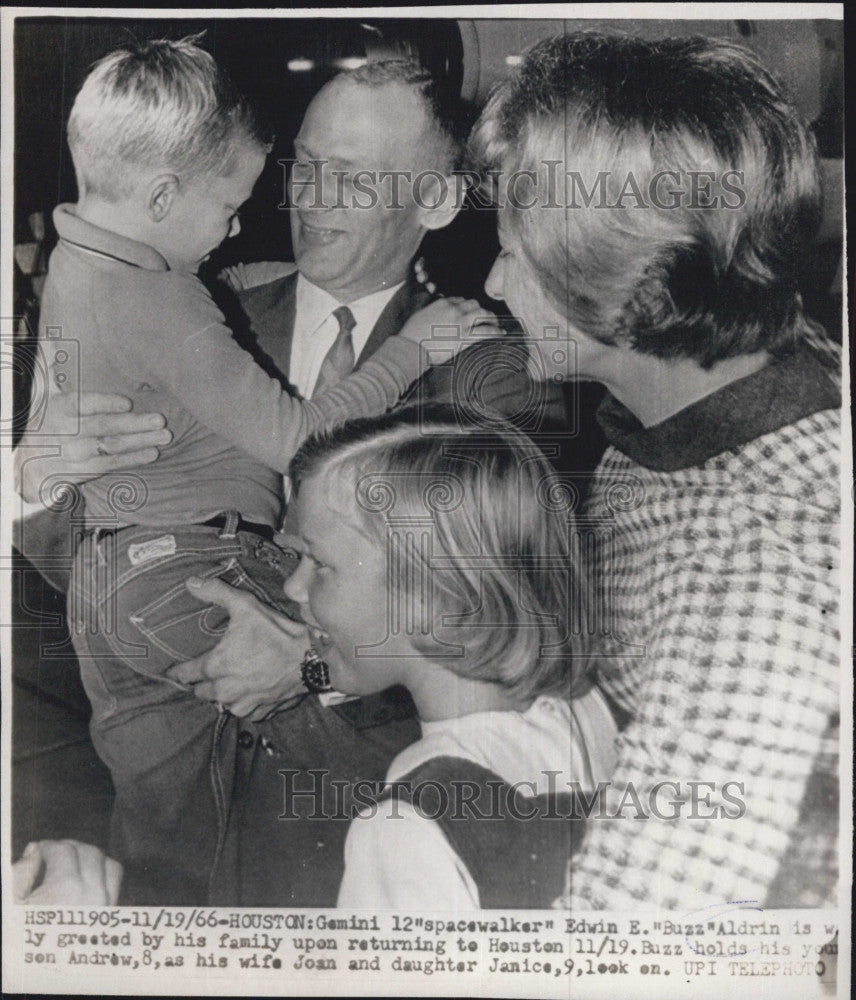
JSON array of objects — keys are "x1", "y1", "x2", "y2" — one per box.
[{"x1": 95, "y1": 436, "x2": 109, "y2": 457}]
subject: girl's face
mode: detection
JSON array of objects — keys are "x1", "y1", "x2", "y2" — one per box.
[{"x1": 283, "y1": 472, "x2": 416, "y2": 696}]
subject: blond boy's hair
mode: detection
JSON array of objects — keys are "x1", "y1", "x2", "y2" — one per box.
[{"x1": 67, "y1": 35, "x2": 271, "y2": 201}]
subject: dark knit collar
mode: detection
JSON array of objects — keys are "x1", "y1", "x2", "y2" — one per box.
[{"x1": 597, "y1": 342, "x2": 840, "y2": 471}]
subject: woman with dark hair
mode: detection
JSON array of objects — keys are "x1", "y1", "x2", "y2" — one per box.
[{"x1": 467, "y1": 32, "x2": 840, "y2": 910}]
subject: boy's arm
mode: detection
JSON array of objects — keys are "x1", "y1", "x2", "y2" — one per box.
[
  {"x1": 125, "y1": 278, "x2": 492, "y2": 474},
  {"x1": 217, "y1": 260, "x2": 298, "y2": 293}
]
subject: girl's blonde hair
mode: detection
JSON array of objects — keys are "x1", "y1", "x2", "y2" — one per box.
[{"x1": 291, "y1": 407, "x2": 592, "y2": 702}]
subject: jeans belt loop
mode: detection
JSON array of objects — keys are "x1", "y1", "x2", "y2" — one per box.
[{"x1": 217, "y1": 510, "x2": 240, "y2": 539}]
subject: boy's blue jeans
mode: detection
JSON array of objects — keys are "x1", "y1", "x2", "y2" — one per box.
[{"x1": 68, "y1": 520, "x2": 299, "y2": 904}]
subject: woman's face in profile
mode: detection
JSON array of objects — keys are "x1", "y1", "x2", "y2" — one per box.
[{"x1": 485, "y1": 207, "x2": 612, "y2": 385}]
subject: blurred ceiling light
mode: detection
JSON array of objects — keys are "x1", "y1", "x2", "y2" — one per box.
[
  {"x1": 287, "y1": 58, "x2": 314, "y2": 72},
  {"x1": 505, "y1": 55, "x2": 523, "y2": 66},
  {"x1": 335, "y1": 56, "x2": 367, "y2": 70}
]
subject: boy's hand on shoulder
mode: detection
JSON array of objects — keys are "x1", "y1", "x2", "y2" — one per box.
[
  {"x1": 399, "y1": 297, "x2": 504, "y2": 358},
  {"x1": 217, "y1": 260, "x2": 298, "y2": 293}
]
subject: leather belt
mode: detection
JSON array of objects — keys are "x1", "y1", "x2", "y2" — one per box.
[
  {"x1": 95, "y1": 511, "x2": 278, "y2": 544},
  {"x1": 199, "y1": 513, "x2": 278, "y2": 543}
]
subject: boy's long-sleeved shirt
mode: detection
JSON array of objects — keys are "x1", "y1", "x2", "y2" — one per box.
[
  {"x1": 563, "y1": 341, "x2": 841, "y2": 910},
  {"x1": 40, "y1": 205, "x2": 426, "y2": 528}
]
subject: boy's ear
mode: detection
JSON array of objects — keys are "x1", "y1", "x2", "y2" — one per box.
[
  {"x1": 417, "y1": 173, "x2": 464, "y2": 233},
  {"x1": 147, "y1": 174, "x2": 180, "y2": 222}
]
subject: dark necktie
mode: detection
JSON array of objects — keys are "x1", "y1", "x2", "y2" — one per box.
[{"x1": 313, "y1": 305, "x2": 356, "y2": 397}]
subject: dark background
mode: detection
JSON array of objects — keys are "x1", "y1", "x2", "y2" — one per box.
[
  {"x1": 13, "y1": 16, "x2": 844, "y2": 319},
  {"x1": 13, "y1": 16, "x2": 496, "y2": 301}
]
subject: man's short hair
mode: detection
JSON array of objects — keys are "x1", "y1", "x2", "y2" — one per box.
[
  {"x1": 468, "y1": 32, "x2": 823, "y2": 367},
  {"x1": 67, "y1": 35, "x2": 272, "y2": 201},
  {"x1": 336, "y1": 59, "x2": 464, "y2": 172},
  {"x1": 291, "y1": 407, "x2": 592, "y2": 703}
]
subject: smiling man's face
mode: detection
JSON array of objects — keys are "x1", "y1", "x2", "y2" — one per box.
[{"x1": 290, "y1": 77, "x2": 437, "y2": 302}]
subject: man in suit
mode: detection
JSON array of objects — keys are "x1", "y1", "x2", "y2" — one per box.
[
  {"x1": 217, "y1": 60, "x2": 458, "y2": 396},
  {"x1": 16, "y1": 58, "x2": 584, "y2": 904},
  {"x1": 185, "y1": 63, "x2": 462, "y2": 905},
  {"x1": 191, "y1": 61, "x2": 602, "y2": 906}
]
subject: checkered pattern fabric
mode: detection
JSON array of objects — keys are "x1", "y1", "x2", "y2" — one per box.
[{"x1": 561, "y1": 407, "x2": 841, "y2": 910}]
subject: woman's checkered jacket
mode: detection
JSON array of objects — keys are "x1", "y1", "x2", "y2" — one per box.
[{"x1": 560, "y1": 342, "x2": 841, "y2": 910}]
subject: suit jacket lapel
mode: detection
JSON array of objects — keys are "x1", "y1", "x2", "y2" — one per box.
[
  {"x1": 236, "y1": 271, "x2": 299, "y2": 380},
  {"x1": 356, "y1": 275, "x2": 434, "y2": 369}
]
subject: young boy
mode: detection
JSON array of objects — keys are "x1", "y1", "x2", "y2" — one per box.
[{"x1": 40, "y1": 36, "x2": 492, "y2": 902}]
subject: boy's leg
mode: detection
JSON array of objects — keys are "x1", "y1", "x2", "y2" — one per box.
[
  {"x1": 69, "y1": 524, "x2": 297, "y2": 905},
  {"x1": 211, "y1": 690, "x2": 420, "y2": 907},
  {"x1": 72, "y1": 611, "x2": 225, "y2": 904}
]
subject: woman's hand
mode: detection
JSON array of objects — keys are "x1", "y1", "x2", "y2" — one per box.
[{"x1": 15, "y1": 391, "x2": 171, "y2": 504}]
